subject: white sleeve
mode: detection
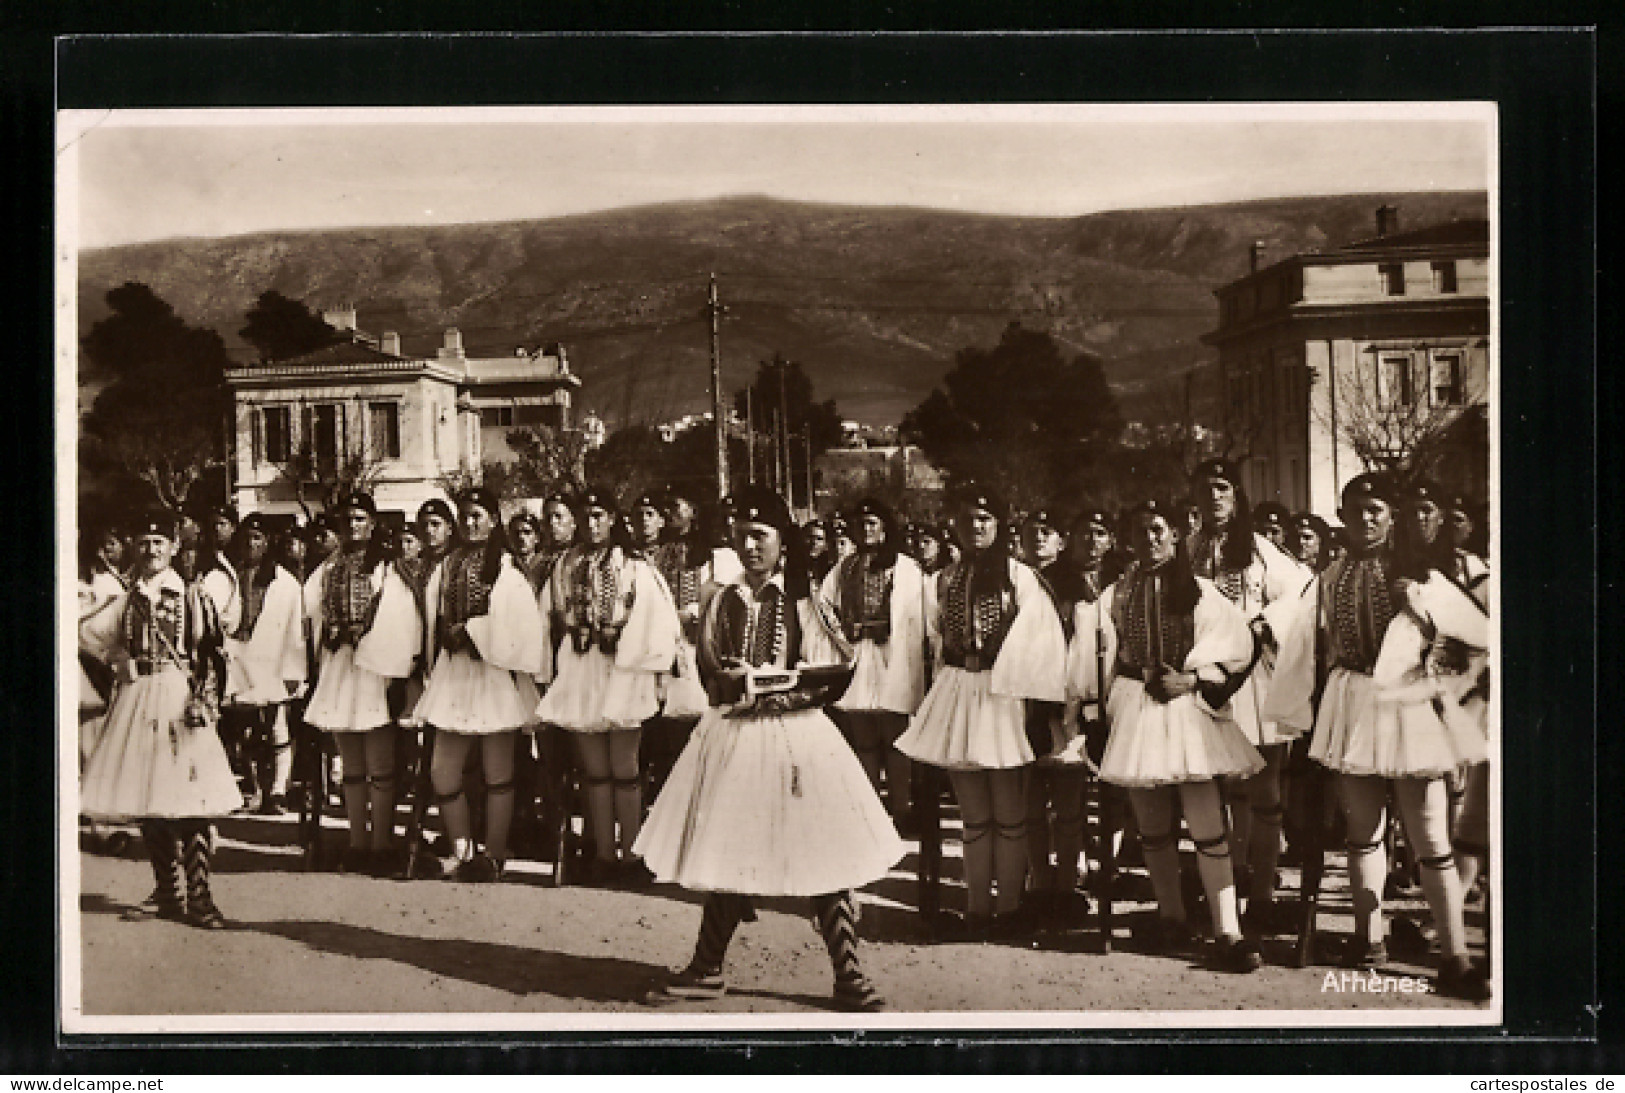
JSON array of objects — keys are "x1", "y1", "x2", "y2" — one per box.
[{"x1": 989, "y1": 560, "x2": 1067, "y2": 703}]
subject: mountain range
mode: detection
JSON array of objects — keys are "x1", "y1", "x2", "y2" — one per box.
[{"x1": 77, "y1": 190, "x2": 1488, "y2": 428}]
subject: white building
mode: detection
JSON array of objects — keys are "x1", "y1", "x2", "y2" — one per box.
[
  {"x1": 225, "y1": 327, "x2": 579, "y2": 518},
  {"x1": 1201, "y1": 207, "x2": 1490, "y2": 513}
]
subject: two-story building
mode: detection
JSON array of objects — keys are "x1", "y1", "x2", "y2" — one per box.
[
  {"x1": 225, "y1": 326, "x2": 579, "y2": 518},
  {"x1": 1201, "y1": 206, "x2": 1490, "y2": 515}
]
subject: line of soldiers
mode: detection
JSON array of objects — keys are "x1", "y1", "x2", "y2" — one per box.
[{"x1": 76, "y1": 463, "x2": 1491, "y2": 1006}]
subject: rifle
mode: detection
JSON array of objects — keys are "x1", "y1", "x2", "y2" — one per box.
[
  {"x1": 1088, "y1": 594, "x2": 1118, "y2": 952},
  {"x1": 915, "y1": 564, "x2": 943, "y2": 926},
  {"x1": 1293, "y1": 573, "x2": 1329, "y2": 967},
  {"x1": 401, "y1": 722, "x2": 440, "y2": 879}
]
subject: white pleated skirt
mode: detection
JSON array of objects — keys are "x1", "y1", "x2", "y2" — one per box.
[
  {"x1": 834, "y1": 637, "x2": 914, "y2": 715},
  {"x1": 536, "y1": 645, "x2": 660, "y2": 732},
  {"x1": 1097, "y1": 677, "x2": 1265, "y2": 788},
  {"x1": 80, "y1": 667, "x2": 243, "y2": 820},
  {"x1": 633, "y1": 706, "x2": 906, "y2": 896},
  {"x1": 415, "y1": 649, "x2": 539, "y2": 734},
  {"x1": 1308, "y1": 668, "x2": 1488, "y2": 779},
  {"x1": 895, "y1": 667, "x2": 1034, "y2": 770},
  {"x1": 223, "y1": 641, "x2": 294, "y2": 708},
  {"x1": 1228, "y1": 668, "x2": 1302, "y2": 748},
  {"x1": 657, "y1": 640, "x2": 710, "y2": 722},
  {"x1": 304, "y1": 645, "x2": 393, "y2": 733}
]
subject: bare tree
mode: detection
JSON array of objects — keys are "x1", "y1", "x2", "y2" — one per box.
[
  {"x1": 276, "y1": 442, "x2": 387, "y2": 518},
  {"x1": 89, "y1": 416, "x2": 220, "y2": 514},
  {"x1": 1314, "y1": 349, "x2": 1487, "y2": 485}
]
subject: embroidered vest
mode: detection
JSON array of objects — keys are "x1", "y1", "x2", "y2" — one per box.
[
  {"x1": 323, "y1": 548, "x2": 377, "y2": 643},
  {"x1": 124, "y1": 581, "x2": 189, "y2": 669},
  {"x1": 713, "y1": 582, "x2": 803, "y2": 669},
  {"x1": 654, "y1": 541, "x2": 703, "y2": 614},
  {"x1": 234, "y1": 568, "x2": 270, "y2": 641},
  {"x1": 1111, "y1": 562, "x2": 1196, "y2": 672},
  {"x1": 1326, "y1": 553, "x2": 1399, "y2": 675},
  {"x1": 1192, "y1": 529, "x2": 1256, "y2": 607},
  {"x1": 439, "y1": 546, "x2": 495, "y2": 631},
  {"x1": 939, "y1": 556, "x2": 1015, "y2": 665},
  {"x1": 835, "y1": 552, "x2": 893, "y2": 639}
]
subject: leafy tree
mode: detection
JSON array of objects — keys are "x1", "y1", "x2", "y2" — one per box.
[
  {"x1": 732, "y1": 353, "x2": 843, "y2": 508},
  {"x1": 80, "y1": 282, "x2": 231, "y2": 513},
  {"x1": 583, "y1": 422, "x2": 735, "y2": 507},
  {"x1": 239, "y1": 291, "x2": 342, "y2": 363},
  {"x1": 900, "y1": 321, "x2": 1121, "y2": 510},
  {"x1": 507, "y1": 425, "x2": 592, "y2": 498}
]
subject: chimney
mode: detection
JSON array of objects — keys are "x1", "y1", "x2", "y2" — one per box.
[
  {"x1": 1249, "y1": 240, "x2": 1268, "y2": 273},
  {"x1": 1376, "y1": 204, "x2": 1399, "y2": 238},
  {"x1": 380, "y1": 331, "x2": 401, "y2": 356},
  {"x1": 438, "y1": 327, "x2": 465, "y2": 362}
]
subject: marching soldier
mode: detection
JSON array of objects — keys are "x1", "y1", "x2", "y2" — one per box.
[
  {"x1": 1265, "y1": 473, "x2": 1490, "y2": 1000},
  {"x1": 1187, "y1": 460, "x2": 1312, "y2": 938},
  {"x1": 81, "y1": 510, "x2": 242, "y2": 928},
  {"x1": 1064, "y1": 499, "x2": 1266, "y2": 972},
  {"x1": 896, "y1": 486, "x2": 1068, "y2": 938},
  {"x1": 638, "y1": 485, "x2": 903, "y2": 1010},
  {"x1": 821, "y1": 497, "x2": 929, "y2": 831}
]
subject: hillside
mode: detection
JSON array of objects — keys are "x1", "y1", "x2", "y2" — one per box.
[{"x1": 77, "y1": 191, "x2": 1487, "y2": 427}]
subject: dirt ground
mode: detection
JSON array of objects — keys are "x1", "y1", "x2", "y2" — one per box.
[{"x1": 73, "y1": 810, "x2": 1492, "y2": 1023}]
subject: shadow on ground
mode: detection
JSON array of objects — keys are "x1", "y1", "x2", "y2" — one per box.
[{"x1": 247, "y1": 917, "x2": 670, "y2": 1002}]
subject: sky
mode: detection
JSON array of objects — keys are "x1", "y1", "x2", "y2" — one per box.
[{"x1": 61, "y1": 104, "x2": 1494, "y2": 251}]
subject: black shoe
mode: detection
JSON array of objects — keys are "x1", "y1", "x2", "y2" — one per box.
[
  {"x1": 122, "y1": 901, "x2": 187, "y2": 924},
  {"x1": 367, "y1": 847, "x2": 405, "y2": 878},
  {"x1": 458, "y1": 851, "x2": 499, "y2": 883},
  {"x1": 1345, "y1": 937, "x2": 1390, "y2": 970},
  {"x1": 1210, "y1": 934, "x2": 1264, "y2": 973},
  {"x1": 653, "y1": 963, "x2": 727, "y2": 1001},
  {"x1": 1242, "y1": 898, "x2": 1294, "y2": 939},
  {"x1": 1435, "y1": 955, "x2": 1490, "y2": 1002},
  {"x1": 1133, "y1": 914, "x2": 1198, "y2": 955},
  {"x1": 989, "y1": 906, "x2": 1039, "y2": 942},
  {"x1": 186, "y1": 899, "x2": 227, "y2": 930},
  {"x1": 833, "y1": 974, "x2": 887, "y2": 1012},
  {"x1": 1389, "y1": 916, "x2": 1438, "y2": 959},
  {"x1": 1049, "y1": 888, "x2": 1094, "y2": 931},
  {"x1": 257, "y1": 794, "x2": 289, "y2": 816}
]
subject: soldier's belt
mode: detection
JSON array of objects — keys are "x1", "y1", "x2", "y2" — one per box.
[{"x1": 942, "y1": 649, "x2": 992, "y2": 672}]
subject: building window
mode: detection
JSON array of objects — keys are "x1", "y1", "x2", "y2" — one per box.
[
  {"x1": 480, "y1": 406, "x2": 515, "y2": 427},
  {"x1": 311, "y1": 403, "x2": 340, "y2": 461},
  {"x1": 1431, "y1": 261, "x2": 1458, "y2": 293},
  {"x1": 514, "y1": 404, "x2": 563, "y2": 428},
  {"x1": 368, "y1": 402, "x2": 401, "y2": 460},
  {"x1": 1379, "y1": 263, "x2": 1406, "y2": 296},
  {"x1": 1431, "y1": 352, "x2": 1465, "y2": 406},
  {"x1": 1228, "y1": 370, "x2": 1246, "y2": 421},
  {"x1": 261, "y1": 405, "x2": 291, "y2": 463},
  {"x1": 1378, "y1": 354, "x2": 1416, "y2": 409}
]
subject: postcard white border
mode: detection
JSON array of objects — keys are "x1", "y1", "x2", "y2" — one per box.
[{"x1": 56, "y1": 100, "x2": 1501, "y2": 1037}]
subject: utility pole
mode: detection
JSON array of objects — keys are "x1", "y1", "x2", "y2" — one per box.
[
  {"x1": 703, "y1": 274, "x2": 729, "y2": 499},
  {"x1": 778, "y1": 358, "x2": 793, "y2": 509},
  {"x1": 803, "y1": 430, "x2": 815, "y2": 518},
  {"x1": 745, "y1": 386, "x2": 757, "y2": 484}
]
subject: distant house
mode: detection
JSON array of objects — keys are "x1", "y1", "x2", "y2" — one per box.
[
  {"x1": 1201, "y1": 206, "x2": 1490, "y2": 514},
  {"x1": 225, "y1": 325, "x2": 579, "y2": 518}
]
